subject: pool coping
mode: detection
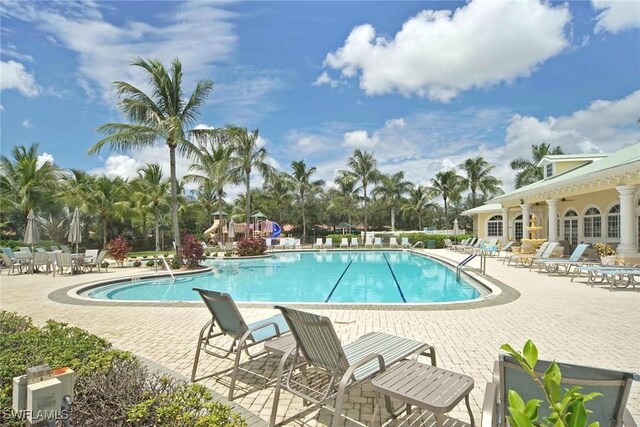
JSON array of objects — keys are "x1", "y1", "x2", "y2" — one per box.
[{"x1": 50, "y1": 250, "x2": 520, "y2": 310}]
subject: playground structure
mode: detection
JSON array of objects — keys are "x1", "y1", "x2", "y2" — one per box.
[{"x1": 203, "y1": 216, "x2": 281, "y2": 243}]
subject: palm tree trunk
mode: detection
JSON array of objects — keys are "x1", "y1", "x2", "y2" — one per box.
[
  {"x1": 301, "y1": 192, "x2": 306, "y2": 242},
  {"x1": 218, "y1": 189, "x2": 224, "y2": 243},
  {"x1": 418, "y1": 212, "x2": 422, "y2": 231},
  {"x1": 443, "y1": 197, "x2": 448, "y2": 227},
  {"x1": 391, "y1": 207, "x2": 395, "y2": 232},
  {"x1": 154, "y1": 206, "x2": 160, "y2": 252},
  {"x1": 103, "y1": 218, "x2": 108, "y2": 248},
  {"x1": 363, "y1": 184, "x2": 368, "y2": 243},
  {"x1": 169, "y1": 145, "x2": 182, "y2": 263},
  {"x1": 245, "y1": 175, "x2": 251, "y2": 239}
]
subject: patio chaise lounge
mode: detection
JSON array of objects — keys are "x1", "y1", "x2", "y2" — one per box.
[
  {"x1": 401, "y1": 237, "x2": 410, "y2": 248},
  {"x1": 513, "y1": 242, "x2": 559, "y2": 268},
  {"x1": 324, "y1": 237, "x2": 333, "y2": 249},
  {"x1": 340, "y1": 238, "x2": 349, "y2": 248},
  {"x1": 374, "y1": 237, "x2": 383, "y2": 248},
  {"x1": 269, "y1": 306, "x2": 436, "y2": 427},
  {"x1": 535, "y1": 243, "x2": 593, "y2": 274},
  {"x1": 389, "y1": 237, "x2": 398, "y2": 248},
  {"x1": 364, "y1": 235, "x2": 374, "y2": 248},
  {"x1": 505, "y1": 242, "x2": 550, "y2": 266},
  {"x1": 313, "y1": 238, "x2": 323, "y2": 249},
  {"x1": 350, "y1": 237, "x2": 359, "y2": 248},
  {"x1": 191, "y1": 288, "x2": 290, "y2": 400},
  {"x1": 482, "y1": 353, "x2": 639, "y2": 427}
]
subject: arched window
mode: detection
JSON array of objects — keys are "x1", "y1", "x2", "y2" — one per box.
[
  {"x1": 563, "y1": 209, "x2": 578, "y2": 245},
  {"x1": 487, "y1": 215, "x2": 503, "y2": 237},
  {"x1": 583, "y1": 207, "x2": 601, "y2": 238},
  {"x1": 607, "y1": 204, "x2": 620, "y2": 238}
]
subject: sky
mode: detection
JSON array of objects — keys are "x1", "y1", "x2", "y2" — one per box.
[{"x1": 1, "y1": 0, "x2": 639, "y2": 196}]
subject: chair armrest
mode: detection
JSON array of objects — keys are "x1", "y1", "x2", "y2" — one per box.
[
  {"x1": 482, "y1": 381, "x2": 499, "y2": 427},
  {"x1": 247, "y1": 320, "x2": 284, "y2": 340},
  {"x1": 623, "y1": 408, "x2": 637, "y2": 427},
  {"x1": 342, "y1": 352, "x2": 385, "y2": 385}
]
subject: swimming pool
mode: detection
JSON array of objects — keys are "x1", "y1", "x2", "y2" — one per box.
[{"x1": 84, "y1": 251, "x2": 484, "y2": 303}]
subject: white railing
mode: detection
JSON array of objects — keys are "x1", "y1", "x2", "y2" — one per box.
[{"x1": 156, "y1": 254, "x2": 175, "y2": 282}]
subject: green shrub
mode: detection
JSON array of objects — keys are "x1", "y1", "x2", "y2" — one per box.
[
  {"x1": 170, "y1": 257, "x2": 180, "y2": 269},
  {"x1": 0, "y1": 311, "x2": 246, "y2": 427},
  {"x1": 236, "y1": 237, "x2": 266, "y2": 256},
  {"x1": 398, "y1": 233, "x2": 472, "y2": 249},
  {"x1": 133, "y1": 260, "x2": 142, "y2": 267},
  {"x1": 146, "y1": 259, "x2": 156, "y2": 267}
]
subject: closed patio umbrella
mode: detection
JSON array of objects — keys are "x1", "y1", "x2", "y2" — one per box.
[
  {"x1": 228, "y1": 218, "x2": 235, "y2": 240},
  {"x1": 453, "y1": 218, "x2": 460, "y2": 243},
  {"x1": 24, "y1": 209, "x2": 39, "y2": 250},
  {"x1": 68, "y1": 207, "x2": 82, "y2": 254}
]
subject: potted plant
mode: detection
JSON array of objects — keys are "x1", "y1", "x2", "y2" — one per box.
[{"x1": 593, "y1": 242, "x2": 616, "y2": 265}]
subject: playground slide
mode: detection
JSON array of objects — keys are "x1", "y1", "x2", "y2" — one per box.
[
  {"x1": 203, "y1": 220, "x2": 220, "y2": 238},
  {"x1": 271, "y1": 222, "x2": 282, "y2": 238}
]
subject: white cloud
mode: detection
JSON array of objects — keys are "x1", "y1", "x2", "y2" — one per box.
[
  {"x1": 0, "y1": 60, "x2": 40, "y2": 96},
  {"x1": 385, "y1": 118, "x2": 406, "y2": 128},
  {"x1": 312, "y1": 71, "x2": 342, "y2": 88},
  {"x1": 323, "y1": 0, "x2": 570, "y2": 102},
  {"x1": 21, "y1": 119, "x2": 31, "y2": 128},
  {"x1": 1, "y1": 44, "x2": 34, "y2": 62},
  {"x1": 592, "y1": 0, "x2": 640, "y2": 34},
  {"x1": 343, "y1": 130, "x2": 376, "y2": 149},
  {"x1": 36, "y1": 152, "x2": 54, "y2": 168},
  {"x1": 1, "y1": 1, "x2": 238, "y2": 105},
  {"x1": 89, "y1": 154, "x2": 145, "y2": 179}
]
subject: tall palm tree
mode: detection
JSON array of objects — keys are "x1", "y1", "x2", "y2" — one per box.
[
  {"x1": 333, "y1": 172, "x2": 361, "y2": 226},
  {"x1": 290, "y1": 160, "x2": 324, "y2": 242},
  {"x1": 227, "y1": 126, "x2": 274, "y2": 237},
  {"x1": 372, "y1": 171, "x2": 413, "y2": 232},
  {"x1": 263, "y1": 172, "x2": 294, "y2": 224},
  {"x1": 339, "y1": 149, "x2": 381, "y2": 242},
  {"x1": 510, "y1": 143, "x2": 564, "y2": 188},
  {"x1": 89, "y1": 58, "x2": 214, "y2": 261},
  {"x1": 459, "y1": 156, "x2": 503, "y2": 208},
  {"x1": 186, "y1": 135, "x2": 236, "y2": 243},
  {"x1": 431, "y1": 170, "x2": 464, "y2": 225},
  {"x1": 134, "y1": 163, "x2": 170, "y2": 251},
  {"x1": 0, "y1": 143, "x2": 61, "y2": 220},
  {"x1": 401, "y1": 185, "x2": 436, "y2": 230},
  {"x1": 82, "y1": 176, "x2": 128, "y2": 248}
]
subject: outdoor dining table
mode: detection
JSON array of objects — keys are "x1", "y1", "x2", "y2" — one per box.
[{"x1": 70, "y1": 254, "x2": 86, "y2": 274}]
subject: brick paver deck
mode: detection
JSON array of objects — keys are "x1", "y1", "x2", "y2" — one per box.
[{"x1": 1, "y1": 249, "x2": 638, "y2": 426}]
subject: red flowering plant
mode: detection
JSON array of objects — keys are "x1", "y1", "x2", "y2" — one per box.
[
  {"x1": 181, "y1": 232, "x2": 206, "y2": 268},
  {"x1": 236, "y1": 237, "x2": 267, "y2": 257},
  {"x1": 107, "y1": 236, "x2": 132, "y2": 267}
]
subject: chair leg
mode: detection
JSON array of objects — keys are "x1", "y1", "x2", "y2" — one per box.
[
  {"x1": 191, "y1": 322, "x2": 212, "y2": 382},
  {"x1": 269, "y1": 351, "x2": 292, "y2": 427},
  {"x1": 330, "y1": 381, "x2": 349, "y2": 427}
]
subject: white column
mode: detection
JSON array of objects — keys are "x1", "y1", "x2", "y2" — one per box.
[
  {"x1": 546, "y1": 199, "x2": 559, "y2": 243},
  {"x1": 615, "y1": 185, "x2": 638, "y2": 255},
  {"x1": 521, "y1": 204, "x2": 531, "y2": 240},
  {"x1": 501, "y1": 207, "x2": 509, "y2": 241}
]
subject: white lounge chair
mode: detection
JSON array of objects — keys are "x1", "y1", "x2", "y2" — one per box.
[
  {"x1": 340, "y1": 238, "x2": 349, "y2": 248},
  {"x1": 389, "y1": 237, "x2": 398, "y2": 248},
  {"x1": 324, "y1": 237, "x2": 333, "y2": 249},
  {"x1": 364, "y1": 235, "x2": 374, "y2": 248},
  {"x1": 350, "y1": 237, "x2": 359, "y2": 248},
  {"x1": 374, "y1": 237, "x2": 382, "y2": 248},
  {"x1": 401, "y1": 237, "x2": 410, "y2": 248},
  {"x1": 313, "y1": 238, "x2": 323, "y2": 249}
]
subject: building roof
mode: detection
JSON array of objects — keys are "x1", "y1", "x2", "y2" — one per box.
[
  {"x1": 489, "y1": 143, "x2": 640, "y2": 207},
  {"x1": 535, "y1": 153, "x2": 608, "y2": 167},
  {"x1": 461, "y1": 203, "x2": 502, "y2": 216}
]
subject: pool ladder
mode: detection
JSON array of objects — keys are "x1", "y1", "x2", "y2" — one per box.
[{"x1": 456, "y1": 252, "x2": 486, "y2": 279}]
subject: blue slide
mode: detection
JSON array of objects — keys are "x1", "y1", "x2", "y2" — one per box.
[{"x1": 271, "y1": 222, "x2": 282, "y2": 238}]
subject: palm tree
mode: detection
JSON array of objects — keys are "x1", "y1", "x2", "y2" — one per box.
[
  {"x1": 134, "y1": 163, "x2": 170, "y2": 251},
  {"x1": 431, "y1": 170, "x2": 464, "y2": 224},
  {"x1": 401, "y1": 185, "x2": 436, "y2": 230},
  {"x1": 82, "y1": 176, "x2": 128, "y2": 248},
  {"x1": 186, "y1": 135, "x2": 236, "y2": 243},
  {"x1": 510, "y1": 143, "x2": 564, "y2": 188},
  {"x1": 88, "y1": 58, "x2": 214, "y2": 262},
  {"x1": 372, "y1": 171, "x2": 413, "y2": 232},
  {"x1": 0, "y1": 143, "x2": 62, "y2": 220},
  {"x1": 459, "y1": 156, "x2": 503, "y2": 208},
  {"x1": 332, "y1": 172, "x2": 361, "y2": 226},
  {"x1": 290, "y1": 160, "x2": 324, "y2": 242},
  {"x1": 227, "y1": 126, "x2": 274, "y2": 237},
  {"x1": 339, "y1": 149, "x2": 381, "y2": 242},
  {"x1": 263, "y1": 172, "x2": 294, "y2": 224}
]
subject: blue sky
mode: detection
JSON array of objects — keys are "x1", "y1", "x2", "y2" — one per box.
[{"x1": 1, "y1": 0, "x2": 639, "y2": 193}]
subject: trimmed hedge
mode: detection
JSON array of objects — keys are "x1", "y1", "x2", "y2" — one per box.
[{"x1": 0, "y1": 311, "x2": 246, "y2": 427}]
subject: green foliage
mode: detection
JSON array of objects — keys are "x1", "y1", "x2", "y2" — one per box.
[
  {"x1": 133, "y1": 260, "x2": 142, "y2": 267},
  {"x1": 146, "y1": 259, "x2": 156, "y2": 267},
  {"x1": 0, "y1": 311, "x2": 246, "y2": 426},
  {"x1": 170, "y1": 257, "x2": 180, "y2": 269},
  {"x1": 399, "y1": 233, "x2": 472, "y2": 249},
  {"x1": 501, "y1": 340, "x2": 602, "y2": 427},
  {"x1": 236, "y1": 237, "x2": 267, "y2": 256},
  {"x1": 326, "y1": 233, "x2": 359, "y2": 245}
]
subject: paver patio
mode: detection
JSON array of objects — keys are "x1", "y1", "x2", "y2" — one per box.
[{"x1": 1, "y1": 249, "x2": 638, "y2": 426}]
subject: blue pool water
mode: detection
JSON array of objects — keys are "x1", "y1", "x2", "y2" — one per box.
[{"x1": 85, "y1": 251, "x2": 482, "y2": 303}]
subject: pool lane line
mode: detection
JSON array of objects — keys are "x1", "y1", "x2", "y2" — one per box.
[
  {"x1": 324, "y1": 254, "x2": 357, "y2": 303},
  {"x1": 382, "y1": 253, "x2": 407, "y2": 303}
]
